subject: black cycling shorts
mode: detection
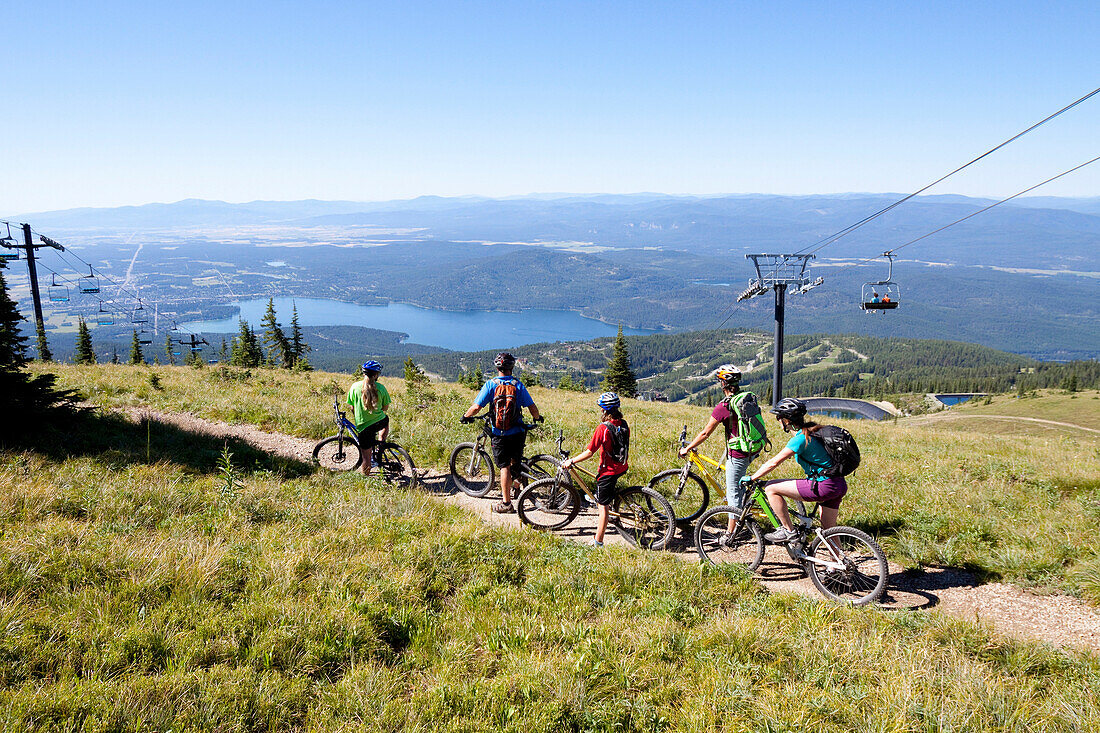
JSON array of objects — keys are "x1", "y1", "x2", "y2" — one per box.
[
  {"x1": 359, "y1": 415, "x2": 389, "y2": 448},
  {"x1": 491, "y1": 432, "x2": 526, "y2": 469},
  {"x1": 595, "y1": 472, "x2": 625, "y2": 506}
]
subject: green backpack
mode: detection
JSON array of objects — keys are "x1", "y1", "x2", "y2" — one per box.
[{"x1": 724, "y1": 391, "x2": 771, "y2": 456}]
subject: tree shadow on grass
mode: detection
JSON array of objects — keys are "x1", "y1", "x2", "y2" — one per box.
[{"x1": 10, "y1": 408, "x2": 314, "y2": 478}]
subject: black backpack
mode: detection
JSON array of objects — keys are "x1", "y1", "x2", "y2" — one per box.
[
  {"x1": 605, "y1": 421, "x2": 630, "y2": 464},
  {"x1": 812, "y1": 426, "x2": 860, "y2": 477}
]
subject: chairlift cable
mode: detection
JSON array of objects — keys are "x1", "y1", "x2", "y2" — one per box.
[
  {"x1": 793, "y1": 86, "x2": 1100, "y2": 258},
  {"x1": 817, "y1": 153, "x2": 1100, "y2": 281}
]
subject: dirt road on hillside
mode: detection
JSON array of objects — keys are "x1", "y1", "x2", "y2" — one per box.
[{"x1": 117, "y1": 406, "x2": 1100, "y2": 654}]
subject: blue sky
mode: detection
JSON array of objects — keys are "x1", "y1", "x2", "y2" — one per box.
[{"x1": 2, "y1": 1, "x2": 1098, "y2": 212}]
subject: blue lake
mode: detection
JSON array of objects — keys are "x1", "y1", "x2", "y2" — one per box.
[{"x1": 180, "y1": 298, "x2": 654, "y2": 351}]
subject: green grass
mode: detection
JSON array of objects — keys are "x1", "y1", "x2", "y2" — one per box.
[
  {"x1": 946, "y1": 389, "x2": 1100, "y2": 432},
  {"x1": 2, "y1": 420, "x2": 1099, "y2": 731},
  {"x1": 36, "y1": 363, "x2": 1100, "y2": 602}
]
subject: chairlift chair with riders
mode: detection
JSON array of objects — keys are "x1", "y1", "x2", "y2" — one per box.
[
  {"x1": 860, "y1": 252, "x2": 901, "y2": 312},
  {"x1": 79, "y1": 266, "x2": 100, "y2": 294},
  {"x1": 48, "y1": 274, "x2": 70, "y2": 302}
]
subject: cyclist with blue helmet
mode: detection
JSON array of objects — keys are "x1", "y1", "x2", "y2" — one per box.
[
  {"x1": 560, "y1": 392, "x2": 630, "y2": 547},
  {"x1": 347, "y1": 360, "x2": 391, "y2": 476},
  {"x1": 462, "y1": 352, "x2": 542, "y2": 513}
]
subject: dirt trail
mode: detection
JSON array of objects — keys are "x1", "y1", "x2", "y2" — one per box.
[
  {"x1": 904, "y1": 412, "x2": 1100, "y2": 435},
  {"x1": 118, "y1": 406, "x2": 1100, "y2": 654}
]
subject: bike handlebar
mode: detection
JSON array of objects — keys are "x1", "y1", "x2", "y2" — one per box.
[{"x1": 461, "y1": 412, "x2": 544, "y2": 432}]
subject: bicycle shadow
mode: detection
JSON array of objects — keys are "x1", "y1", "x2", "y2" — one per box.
[
  {"x1": 877, "y1": 566, "x2": 985, "y2": 610},
  {"x1": 17, "y1": 408, "x2": 314, "y2": 478}
]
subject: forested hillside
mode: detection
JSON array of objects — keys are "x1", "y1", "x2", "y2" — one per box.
[{"x1": 411, "y1": 330, "x2": 1100, "y2": 402}]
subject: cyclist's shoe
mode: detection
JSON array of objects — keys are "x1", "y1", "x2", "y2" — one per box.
[
  {"x1": 492, "y1": 501, "x2": 515, "y2": 514},
  {"x1": 764, "y1": 527, "x2": 799, "y2": 544},
  {"x1": 591, "y1": 539, "x2": 604, "y2": 548},
  {"x1": 716, "y1": 531, "x2": 737, "y2": 549}
]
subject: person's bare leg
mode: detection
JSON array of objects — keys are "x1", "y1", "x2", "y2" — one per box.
[
  {"x1": 596, "y1": 505, "x2": 609, "y2": 543},
  {"x1": 501, "y1": 465, "x2": 513, "y2": 504},
  {"x1": 764, "y1": 480, "x2": 802, "y2": 531}
]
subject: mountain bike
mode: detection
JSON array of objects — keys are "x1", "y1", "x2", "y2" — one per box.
[
  {"x1": 694, "y1": 479, "x2": 888, "y2": 606},
  {"x1": 312, "y1": 393, "x2": 417, "y2": 487},
  {"x1": 646, "y1": 425, "x2": 717, "y2": 524},
  {"x1": 448, "y1": 413, "x2": 559, "y2": 497},
  {"x1": 516, "y1": 430, "x2": 676, "y2": 550}
]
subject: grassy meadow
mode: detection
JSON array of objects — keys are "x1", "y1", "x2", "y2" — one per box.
[{"x1": 2, "y1": 393, "x2": 1100, "y2": 731}]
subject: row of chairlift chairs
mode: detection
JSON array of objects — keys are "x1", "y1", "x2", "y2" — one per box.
[{"x1": 5, "y1": 224, "x2": 205, "y2": 354}]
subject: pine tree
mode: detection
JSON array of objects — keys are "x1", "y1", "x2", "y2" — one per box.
[
  {"x1": 129, "y1": 330, "x2": 144, "y2": 365},
  {"x1": 164, "y1": 333, "x2": 176, "y2": 365},
  {"x1": 219, "y1": 338, "x2": 229, "y2": 362},
  {"x1": 404, "y1": 357, "x2": 434, "y2": 403},
  {"x1": 74, "y1": 317, "x2": 96, "y2": 364},
  {"x1": 230, "y1": 320, "x2": 261, "y2": 367},
  {"x1": 35, "y1": 320, "x2": 52, "y2": 362},
  {"x1": 289, "y1": 303, "x2": 310, "y2": 366},
  {"x1": 110, "y1": 347, "x2": 119, "y2": 364},
  {"x1": 600, "y1": 325, "x2": 637, "y2": 397},
  {"x1": 260, "y1": 298, "x2": 293, "y2": 368},
  {"x1": 0, "y1": 262, "x2": 73, "y2": 436}
]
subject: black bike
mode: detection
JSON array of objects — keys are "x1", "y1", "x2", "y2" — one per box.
[{"x1": 448, "y1": 413, "x2": 559, "y2": 497}]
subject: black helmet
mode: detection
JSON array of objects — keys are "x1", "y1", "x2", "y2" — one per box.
[
  {"x1": 494, "y1": 352, "x2": 515, "y2": 369},
  {"x1": 770, "y1": 397, "x2": 807, "y2": 421}
]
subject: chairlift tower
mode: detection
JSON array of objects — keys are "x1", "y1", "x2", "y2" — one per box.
[
  {"x1": 738, "y1": 254, "x2": 822, "y2": 404},
  {"x1": 2, "y1": 225, "x2": 66, "y2": 358}
]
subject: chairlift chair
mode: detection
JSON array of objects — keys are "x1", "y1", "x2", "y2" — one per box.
[
  {"x1": 96, "y1": 305, "x2": 116, "y2": 326},
  {"x1": 79, "y1": 266, "x2": 100, "y2": 294},
  {"x1": 137, "y1": 329, "x2": 153, "y2": 345},
  {"x1": 860, "y1": 253, "x2": 901, "y2": 312},
  {"x1": 131, "y1": 301, "x2": 149, "y2": 325},
  {"x1": 48, "y1": 274, "x2": 70, "y2": 302}
]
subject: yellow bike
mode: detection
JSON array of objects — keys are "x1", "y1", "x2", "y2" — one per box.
[
  {"x1": 646, "y1": 425, "x2": 721, "y2": 524},
  {"x1": 516, "y1": 431, "x2": 676, "y2": 550}
]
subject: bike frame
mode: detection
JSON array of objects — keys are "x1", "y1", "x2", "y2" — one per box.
[
  {"x1": 463, "y1": 412, "x2": 544, "y2": 479},
  {"x1": 551, "y1": 436, "x2": 636, "y2": 523},
  {"x1": 733, "y1": 481, "x2": 849, "y2": 572}
]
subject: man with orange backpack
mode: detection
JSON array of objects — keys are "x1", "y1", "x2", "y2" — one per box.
[{"x1": 462, "y1": 352, "x2": 542, "y2": 513}]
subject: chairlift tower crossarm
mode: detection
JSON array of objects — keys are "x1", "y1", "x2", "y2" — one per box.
[{"x1": 739, "y1": 254, "x2": 821, "y2": 404}]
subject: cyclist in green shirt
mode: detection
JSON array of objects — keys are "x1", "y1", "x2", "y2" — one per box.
[{"x1": 347, "y1": 360, "x2": 391, "y2": 476}]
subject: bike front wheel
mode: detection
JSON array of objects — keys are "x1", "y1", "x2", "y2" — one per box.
[
  {"x1": 611, "y1": 486, "x2": 676, "y2": 551},
  {"x1": 648, "y1": 468, "x2": 710, "y2": 524},
  {"x1": 693, "y1": 505, "x2": 765, "y2": 571},
  {"x1": 313, "y1": 435, "x2": 363, "y2": 472},
  {"x1": 516, "y1": 477, "x2": 580, "y2": 530},
  {"x1": 519, "y1": 454, "x2": 561, "y2": 486},
  {"x1": 375, "y1": 443, "x2": 418, "y2": 488},
  {"x1": 449, "y1": 443, "x2": 496, "y2": 497},
  {"x1": 806, "y1": 526, "x2": 888, "y2": 606}
]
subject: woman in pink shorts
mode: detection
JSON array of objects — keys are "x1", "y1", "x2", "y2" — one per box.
[{"x1": 743, "y1": 397, "x2": 847, "y2": 544}]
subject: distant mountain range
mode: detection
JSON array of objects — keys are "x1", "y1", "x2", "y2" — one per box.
[{"x1": 7, "y1": 193, "x2": 1098, "y2": 360}]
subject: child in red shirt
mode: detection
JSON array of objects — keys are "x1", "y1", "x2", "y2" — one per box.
[{"x1": 559, "y1": 392, "x2": 629, "y2": 547}]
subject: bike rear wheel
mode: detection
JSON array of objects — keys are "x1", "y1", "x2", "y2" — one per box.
[
  {"x1": 516, "y1": 477, "x2": 580, "y2": 530},
  {"x1": 449, "y1": 443, "x2": 496, "y2": 497},
  {"x1": 806, "y1": 526, "x2": 888, "y2": 606},
  {"x1": 693, "y1": 505, "x2": 765, "y2": 571},
  {"x1": 375, "y1": 443, "x2": 418, "y2": 488},
  {"x1": 611, "y1": 486, "x2": 676, "y2": 551},
  {"x1": 648, "y1": 468, "x2": 710, "y2": 524},
  {"x1": 313, "y1": 435, "x2": 363, "y2": 472}
]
